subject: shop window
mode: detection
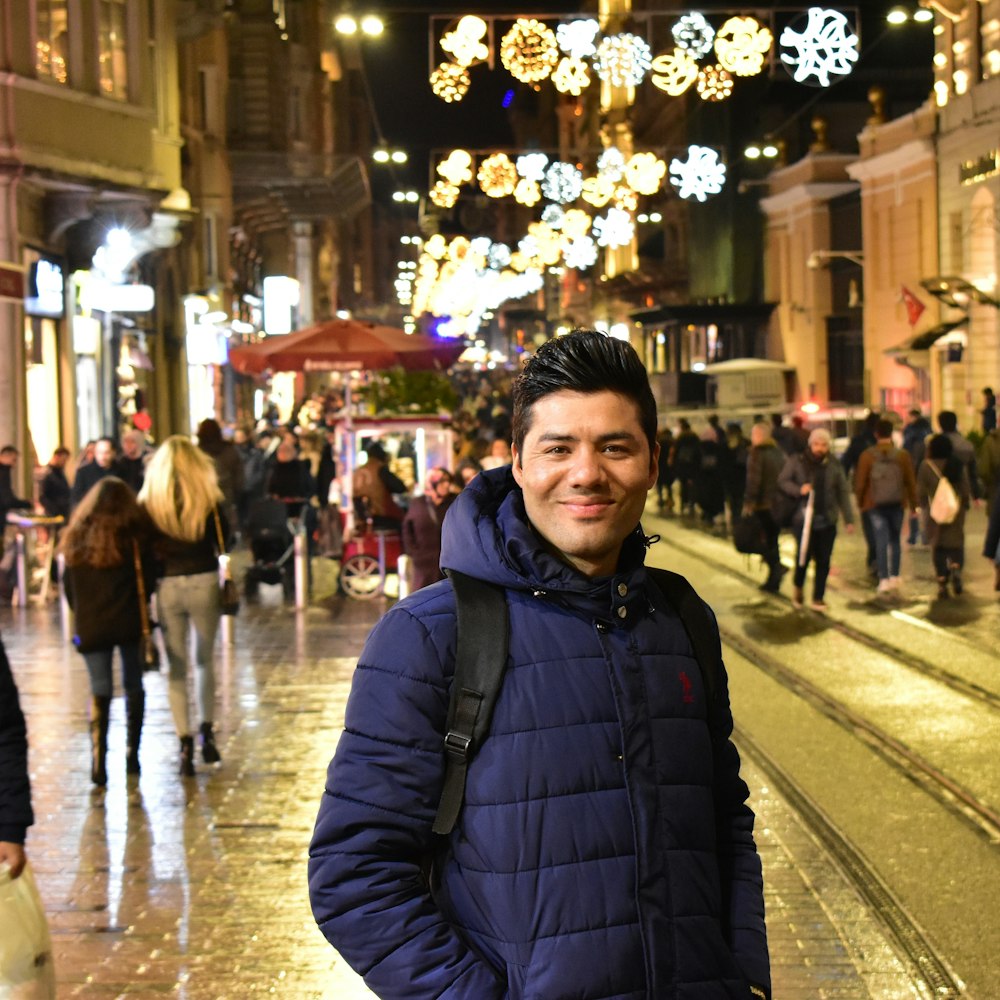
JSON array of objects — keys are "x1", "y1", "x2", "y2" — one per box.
[
  {"x1": 98, "y1": 0, "x2": 129, "y2": 100},
  {"x1": 35, "y1": 0, "x2": 69, "y2": 84}
]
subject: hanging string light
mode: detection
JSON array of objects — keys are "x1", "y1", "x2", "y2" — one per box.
[
  {"x1": 697, "y1": 64, "x2": 734, "y2": 102},
  {"x1": 424, "y1": 234, "x2": 449, "y2": 260},
  {"x1": 672, "y1": 13, "x2": 715, "y2": 59},
  {"x1": 516, "y1": 153, "x2": 549, "y2": 182},
  {"x1": 624, "y1": 152, "x2": 667, "y2": 195},
  {"x1": 488, "y1": 243, "x2": 512, "y2": 269},
  {"x1": 514, "y1": 178, "x2": 542, "y2": 206},
  {"x1": 552, "y1": 57, "x2": 591, "y2": 95},
  {"x1": 500, "y1": 18, "x2": 559, "y2": 83},
  {"x1": 437, "y1": 149, "x2": 475, "y2": 186},
  {"x1": 429, "y1": 181, "x2": 460, "y2": 208},
  {"x1": 561, "y1": 209, "x2": 593, "y2": 240},
  {"x1": 440, "y1": 15, "x2": 490, "y2": 67},
  {"x1": 563, "y1": 236, "x2": 599, "y2": 270},
  {"x1": 650, "y1": 48, "x2": 700, "y2": 95},
  {"x1": 594, "y1": 33, "x2": 653, "y2": 87},
  {"x1": 430, "y1": 62, "x2": 471, "y2": 102},
  {"x1": 714, "y1": 16, "x2": 773, "y2": 77},
  {"x1": 593, "y1": 207, "x2": 635, "y2": 248},
  {"x1": 541, "y1": 161, "x2": 584, "y2": 204},
  {"x1": 477, "y1": 153, "x2": 518, "y2": 197},
  {"x1": 581, "y1": 173, "x2": 616, "y2": 207},
  {"x1": 556, "y1": 18, "x2": 600, "y2": 60},
  {"x1": 612, "y1": 186, "x2": 639, "y2": 212},
  {"x1": 669, "y1": 145, "x2": 727, "y2": 202},
  {"x1": 597, "y1": 147, "x2": 626, "y2": 181}
]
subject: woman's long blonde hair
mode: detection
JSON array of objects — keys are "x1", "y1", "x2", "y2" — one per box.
[{"x1": 138, "y1": 435, "x2": 223, "y2": 542}]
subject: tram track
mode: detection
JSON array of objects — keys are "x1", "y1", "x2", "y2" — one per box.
[
  {"x1": 737, "y1": 726, "x2": 967, "y2": 999},
  {"x1": 658, "y1": 525, "x2": 1000, "y2": 715}
]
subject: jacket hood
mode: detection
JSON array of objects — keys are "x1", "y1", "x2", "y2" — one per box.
[{"x1": 439, "y1": 466, "x2": 652, "y2": 623}]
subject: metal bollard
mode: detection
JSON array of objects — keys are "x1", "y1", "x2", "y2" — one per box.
[
  {"x1": 14, "y1": 532, "x2": 27, "y2": 607},
  {"x1": 397, "y1": 553, "x2": 412, "y2": 599},
  {"x1": 294, "y1": 527, "x2": 309, "y2": 609},
  {"x1": 57, "y1": 553, "x2": 73, "y2": 642}
]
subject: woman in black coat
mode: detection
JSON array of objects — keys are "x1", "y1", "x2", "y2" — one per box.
[
  {"x1": 0, "y1": 634, "x2": 32, "y2": 878},
  {"x1": 60, "y1": 477, "x2": 157, "y2": 786}
]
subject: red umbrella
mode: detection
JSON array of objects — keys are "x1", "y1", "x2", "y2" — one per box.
[{"x1": 228, "y1": 319, "x2": 464, "y2": 375}]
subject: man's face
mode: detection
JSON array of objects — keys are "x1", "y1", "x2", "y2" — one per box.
[
  {"x1": 0, "y1": 450, "x2": 16, "y2": 467},
  {"x1": 810, "y1": 438, "x2": 830, "y2": 459},
  {"x1": 426, "y1": 471, "x2": 452, "y2": 504},
  {"x1": 121, "y1": 437, "x2": 141, "y2": 459},
  {"x1": 511, "y1": 390, "x2": 658, "y2": 578},
  {"x1": 52, "y1": 452, "x2": 68, "y2": 468},
  {"x1": 94, "y1": 441, "x2": 115, "y2": 468}
]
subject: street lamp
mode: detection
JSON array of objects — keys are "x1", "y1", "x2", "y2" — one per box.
[
  {"x1": 807, "y1": 250, "x2": 864, "y2": 269},
  {"x1": 886, "y1": 6, "x2": 934, "y2": 25},
  {"x1": 334, "y1": 12, "x2": 384, "y2": 36},
  {"x1": 373, "y1": 147, "x2": 407, "y2": 164}
]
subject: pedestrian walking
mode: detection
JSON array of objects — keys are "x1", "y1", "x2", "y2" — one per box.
[
  {"x1": 0, "y1": 446, "x2": 35, "y2": 600},
  {"x1": 917, "y1": 435, "x2": 971, "y2": 598},
  {"x1": 309, "y1": 330, "x2": 770, "y2": 1000},
  {"x1": 0, "y1": 632, "x2": 32, "y2": 878},
  {"x1": 853, "y1": 419, "x2": 918, "y2": 596},
  {"x1": 70, "y1": 437, "x2": 118, "y2": 510},
  {"x1": 196, "y1": 419, "x2": 243, "y2": 538},
  {"x1": 116, "y1": 430, "x2": 148, "y2": 494},
  {"x1": 982, "y1": 387, "x2": 997, "y2": 433},
  {"x1": 937, "y1": 410, "x2": 983, "y2": 500},
  {"x1": 776, "y1": 428, "x2": 855, "y2": 611},
  {"x1": 725, "y1": 421, "x2": 749, "y2": 518},
  {"x1": 400, "y1": 467, "x2": 455, "y2": 591},
  {"x1": 984, "y1": 485, "x2": 1000, "y2": 592},
  {"x1": 979, "y1": 424, "x2": 1000, "y2": 592},
  {"x1": 59, "y1": 478, "x2": 156, "y2": 785},
  {"x1": 38, "y1": 447, "x2": 71, "y2": 521},
  {"x1": 138, "y1": 437, "x2": 226, "y2": 777},
  {"x1": 744, "y1": 421, "x2": 786, "y2": 592},
  {"x1": 902, "y1": 409, "x2": 931, "y2": 545},
  {"x1": 695, "y1": 426, "x2": 727, "y2": 525},
  {"x1": 670, "y1": 418, "x2": 701, "y2": 514},
  {"x1": 654, "y1": 426, "x2": 675, "y2": 510}
]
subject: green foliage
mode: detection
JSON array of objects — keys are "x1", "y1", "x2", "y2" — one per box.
[{"x1": 365, "y1": 367, "x2": 458, "y2": 415}]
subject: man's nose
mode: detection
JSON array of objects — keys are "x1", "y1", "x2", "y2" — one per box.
[{"x1": 567, "y1": 447, "x2": 605, "y2": 486}]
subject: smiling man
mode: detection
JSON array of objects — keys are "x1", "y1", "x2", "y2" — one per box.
[{"x1": 309, "y1": 331, "x2": 770, "y2": 1000}]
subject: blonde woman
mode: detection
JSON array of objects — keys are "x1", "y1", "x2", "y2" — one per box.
[{"x1": 138, "y1": 436, "x2": 229, "y2": 776}]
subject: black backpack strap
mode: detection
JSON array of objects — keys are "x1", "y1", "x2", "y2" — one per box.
[
  {"x1": 646, "y1": 567, "x2": 720, "y2": 708},
  {"x1": 432, "y1": 570, "x2": 509, "y2": 836}
]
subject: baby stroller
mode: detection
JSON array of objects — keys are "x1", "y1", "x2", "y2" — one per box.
[{"x1": 243, "y1": 497, "x2": 296, "y2": 599}]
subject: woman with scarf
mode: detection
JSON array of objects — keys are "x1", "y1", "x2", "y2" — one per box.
[
  {"x1": 776, "y1": 428, "x2": 855, "y2": 611},
  {"x1": 917, "y1": 434, "x2": 971, "y2": 598}
]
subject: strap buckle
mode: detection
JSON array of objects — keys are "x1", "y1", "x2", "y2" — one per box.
[{"x1": 443, "y1": 730, "x2": 471, "y2": 761}]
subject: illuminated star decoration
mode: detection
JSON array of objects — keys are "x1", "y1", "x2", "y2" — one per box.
[
  {"x1": 437, "y1": 149, "x2": 474, "y2": 185},
  {"x1": 779, "y1": 8, "x2": 859, "y2": 87},
  {"x1": 516, "y1": 152, "x2": 549, "y2": 182},
  {"x1": 593, "y1": 207, "x2": 634, "y2": 248},
  {"x1": 500, "y1": 18, "x2": 560, "y2": 83},
  {"x1": 440, "y1": 15, "x2": 489, "y2": 66},
  {"x1": 556, "y1": 18, "x2": 600, "y2": 59},
  {"x1": 594, "y1": 33, "x2": 653, "y2": 87},
  {"x1": 669, "y1": 145, "x2": 727, "y2": 202},
  {"x1": 672, "y1": 13, "x2": 715, "y2": 59},
  {"x1": 563, "y1": 236, "x2": 599, "y2": 270},
  {"x1": 561, "y1": 209, "x2": 593, "y2": 240},
  {"x1": 541, "y1": 204, "x2": 566, "y2": 228},
  {"x1": 650, "y1": 48, "x2": 700, "y2": 96},
  {"x1": 714, "y1": 16, "x2": 773, "y2": 77},
  {"x1": 541, "y1": 161, "x2": 584, "y2": 204},
  {"x1": 430, "y1": 62, "x2": 471, "y2": 102}
]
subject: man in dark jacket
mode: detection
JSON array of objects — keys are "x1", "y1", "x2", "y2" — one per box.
[
  {"x1": 400, "y1": 467, "x2": 455, "y2": 591},
  {"x1": 39, "y1": 447, "x2": 71, "y2": 519},
  {"x1": 309, "y1": 331, "x2": 770, "y2": 1000},
  {"x1": 0, "y1": 633, "x2": 33, "y2": 878},
  {"x1": 744, "y1": 422, "x2": 786, "y2": 592},
  {"x1": 70, "y1": 436, "x2": 118, "y2": 509},
  {"x1": 0, "y1": 446, "x2": 35, "y2": 598},
  {"x1": 902, "y1": 409, "x2": 931, "y2": 545}
]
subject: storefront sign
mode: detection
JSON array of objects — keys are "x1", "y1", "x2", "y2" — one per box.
[
  {"x1": 960, "y1": 149, "x2": 1000, "y2": 185},
  {"x1": 0, "y1": 262, "x2": 25, "y2": 301},
  {"x1": 263, "y1": 275, "x2": 299, "y2": 335},
  {"x1": 25, "y1": 259, "x2": 65, "y2": 317}
]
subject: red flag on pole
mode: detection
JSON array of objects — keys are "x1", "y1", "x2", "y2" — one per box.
[{"x1": 901, "y1": 286, "x2": 926, "y2": 327}]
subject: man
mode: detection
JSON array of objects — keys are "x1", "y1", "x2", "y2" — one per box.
[
  {"x1": 902, "y1": 409, "x2": 931, "y2": 545},
  {"x1": 743, "y1": 422, "x2": 786, "y2": 592},
  {"x1": 0, "y1": 632, "x2": 33, "y2": 879},
  {"x1": 39, "y1": 447, "x2": 71, "y2": 520},
  {"x1": 350, "y1": 441, "x2": 406, "y2": 530},
  {"x1": 670, "y1": 417, "x2": 701, "y2": 514},
  {"x1": 70, "y1": 436, "x2": 118, "y2": 509},
  {"x1": 0, "y1": 446, "x2": 35, "y2": 598},
  {"x1": 983, "y1": 387, "x2": 997, "y2": 433},
  {"x1": 309, "y1": 331, "x2": 770, "y2": 1000},
  {"x1": 938, "y1": 410, "x2": 983, "y2": 501},
  {"x1": 854, "y1": 419, "x2": 918, "y2": 595},
  {"x1": 116, "y1": 430, "x2": 147, "y2": 494},
  {"x1": 401, "y1": 467, "x2": 456, "y2": 591}
]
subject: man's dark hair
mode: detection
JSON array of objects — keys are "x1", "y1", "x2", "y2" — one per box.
[
  {"x1": 927, "y1": 433, "x2": 953, "y2": 460},
  {"x1": 875, "y1": 419, "x2": 894, "y2": 439},
  {"x1": 511, "y1": 330, "x2": 657, "y2": 455},
  {"x1": 53, "y1": 447, "x2": 70, "y2": 458},
  {"x1": 96, "y1": 436, "x2": 116, "y2": 450},
  {"x1": 937, "y1": 410, "x2": 958, "y2": 433},
  {"x1": 1, "y1": 445, "x2": 17, "y2": 456}
]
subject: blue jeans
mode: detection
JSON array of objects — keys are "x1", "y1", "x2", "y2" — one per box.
[
  {"x1": 868, "y1": 505, "x2": 904, "y2": 581},
  {"x1": 83, "y1": 643, "x2": 143, "y2": 700},
  {"x1": 157, "y1": 571, "x2": 221, "y2": 736}
]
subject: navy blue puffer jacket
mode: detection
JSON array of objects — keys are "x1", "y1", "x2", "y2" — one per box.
[{"x1": 309, "y1": 468, "x2": 769, "y2": 999}]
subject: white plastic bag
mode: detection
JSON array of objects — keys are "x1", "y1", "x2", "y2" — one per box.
[
  {"x1": 0, "y1": 862, "x2": 56, "y2": 1000},
  {"x1": 929, "y1": 470, "x2": 960, "y2": 525}
]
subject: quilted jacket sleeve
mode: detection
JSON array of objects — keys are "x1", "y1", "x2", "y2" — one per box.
[
  {"x1": 308, "y1": 602, "x2": 507, "y2": 1000},
  {"x1": 705, "y1": 612, "x2": 771, "y2": 998}
]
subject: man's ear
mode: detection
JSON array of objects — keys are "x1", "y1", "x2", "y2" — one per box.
[{"x1": 511, "y1": 444, "x2": 524, "y2": 487}]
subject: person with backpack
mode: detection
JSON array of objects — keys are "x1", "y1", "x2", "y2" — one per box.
[
  {"x1": 309, "y1": 331, "x2": 770, "y2": 1000},
  {"x1": 853, "y1": 419, "x2": 918, "y2": 596},
  {"x1": 917, "y1": 435, "x2": 971, "y2": 598},
  {"x1": 669, "y1": 418, "x2": 701, "y2": 514}
]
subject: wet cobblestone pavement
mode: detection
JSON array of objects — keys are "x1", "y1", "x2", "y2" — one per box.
[{"x1": 4, "y1": 569, "x2": 944, "y2": 998}]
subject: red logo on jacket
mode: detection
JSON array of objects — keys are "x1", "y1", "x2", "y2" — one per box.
[{"x1": 679, "y1": 671, "x2": 695, "y2": 704}]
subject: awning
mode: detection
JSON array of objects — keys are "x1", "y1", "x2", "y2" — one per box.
[
  {"x1": 886, "y1": 319, "x2": 966, "y2": 355},
  {"x1": 630, "y1": 302, "x2": 777, "y2": 325}
]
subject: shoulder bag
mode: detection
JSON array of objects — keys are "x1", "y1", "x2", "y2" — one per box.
[
  {"x1": 132, "y1": 540, "x2": 159, "y2": 671},
  {"x1": 212, "y1": 507, "x2": 240, "y2": 615}
]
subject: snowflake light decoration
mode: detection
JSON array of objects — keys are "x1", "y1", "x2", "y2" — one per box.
[
  {"x1": 552, "y1": 57, "x2": 591, "y2": 95},
  {"x1": 488, "y1": 243, "x2": 512, "y2": 269},
  {"x1": 437, "y1": 149, "x2": 474, "y2": 186},
  {"x1": 597, "y1": 147, "x2": 626, "y2": 181},
  {"x1": 594, "y1": 33, "x2": 653, "y2": 88},
  {"x1": 527, "y1": 222, "x2": 563, "y2": 266},
  {"x1": 563, "y1": 236, "x2": 599, "y2": 270},
  {"x1": 541, "y1": 204, "x2": 566, "y2": 228},
  {"x1": 541, "y1": 161, "x2": 584, "y2": 204},
  {"x1": 613, "y1": 186, "x2": 639, "y2": 212},
  {"x1": 556, "y1": 18, "x2": 600, "y2": 59},
  {"x1": 561, "y1": 209, "x2": 593, "y2": 240},
  {"x1": 514, "y1": 178, "x2": 542, "y2": 206},
  {"x1": 780, "y1": 8, "x2": 859, "y2": 88},
  {"x1": 669, "y1": 145, "x2": 726, "y2": 202},
  {"x1": 429, "y1": 181, "x2": 460, "y2": 209},
  {"x1": 624, "y1": 153, "x2": 667, "y2": 195},
  {"x1": 500, "y1": 18, "x2": 559, "y2": 84},
  {"x1": 672, "y1": 13, "x2": 715, "y2": 59},
  {"x1": 478, "y1": 153, "x2": 518, "y2": 198},
  {"x1": 440, "y1": 16, "x2": 489, "y2": 67},
  {"x1": 593, "y1": 207, "x2": 635, "y2": 249},
  {"x1": 430, "y1": 62, "x2": 471, "y2": 102},
  {"x1": 516, "y1": 153, "x2": 549, "y2": 181},
  {"x1": 715, "y1": 16, "x2": 773, "y2": 77},
  {"x1": 650, "y1": 49, "x2": 700, "y2": 96},
  {"x1": 697, "y1": 64, "x2": 734, "y2": 102},
  {"x1": 581, "y1": 174, "x2": 616, "y2": 207}
]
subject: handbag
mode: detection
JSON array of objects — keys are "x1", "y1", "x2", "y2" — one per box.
[
  {"x1": 132, "y1": 540, "x2": 159, "y2": 672},
  {"x1": 213, "y1": 507, "x2": 240, "y2": 616},
  {"x1": 732, "y1": 514, "x2": 767, "y2": 555}
]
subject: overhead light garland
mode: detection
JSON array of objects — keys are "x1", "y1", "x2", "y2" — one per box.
[
  {"x1": 650, "y1": 48, "x2": 700, "y2": 95},
  {"x1": 500, "y1": 18, "x2": 560, "y2": 83},
  {"x1": 440, "y1": 15, "x2": 490, "y2": 66},
  {"x1": 477, "y1": 153, "x2": 518, "y2": 197},
  {"x1": 672, "y1": 13, "x2": 715, "y2": 59},
  {"x1": 715, "y1": 16, "x2": 774, "y2": 77},
  {"x1": 429, "y1": 61, "x2": 471, "y2": 102},
  {"x1": 697, "y1": 64, "x2": 735, "y2": 102},
  {"x1": 670, "y1": 145, "x2": 727, "y2": 202},
  {"x1": 594, "y1": 33, "x2": 653, "y2": 87},
  {"x1": 780, "y1": 8, "x2": 859, "y2": 86}
]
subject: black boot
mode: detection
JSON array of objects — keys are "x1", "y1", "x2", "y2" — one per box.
[
  {"x1": 759, "y1": 562, "x2": 785, "y2": 593},
  {"x1": 200, "y1": 722, "x2": 221, "y2": 764},
  {"x1": 179, "y1": 735, "x2": 195, "y2": 777},
  {"x1": 90, "y1": 695, "x2": 111, "y2": 787},
  {"x1": 936, "y1": 577, "x2": 949, "y2": 599},
  {"x1": 125, "y1": 691, "x2": 144, "y2": 775}
]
